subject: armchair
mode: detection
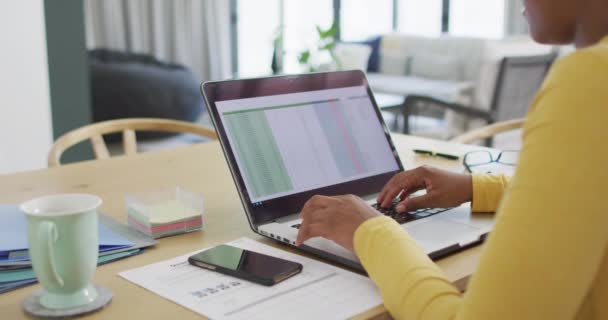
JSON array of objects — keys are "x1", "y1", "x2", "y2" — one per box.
[{"x1": 399, "y1": 52, "x2": 557, "y2": 146}]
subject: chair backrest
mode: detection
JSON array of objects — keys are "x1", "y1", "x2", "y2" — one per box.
[
  {"x1": 48, "y1": 118, "x2": 217, "y2": 167},
  {"x1": 490, "y1": 53, "x2": 557, "y2": 122},
  {"x1": 450, "y1": 118, "x2": 525, "y2": 145}
]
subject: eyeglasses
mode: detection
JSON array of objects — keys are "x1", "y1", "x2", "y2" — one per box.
[{"x1": 463, "y1": 150, "x2": 519, "y2": 173}]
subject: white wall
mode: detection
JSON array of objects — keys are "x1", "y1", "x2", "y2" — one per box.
[{"x1": 0, "y1": 1, "x2": 53, "y2": 174}]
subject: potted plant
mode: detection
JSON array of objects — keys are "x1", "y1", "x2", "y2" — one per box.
[
  {"x1": 271, "y1": 22, "x2": 342, "y2": 74},
  {"x1": 297, "y1": 22, "x2": 342, "y2": 72}
]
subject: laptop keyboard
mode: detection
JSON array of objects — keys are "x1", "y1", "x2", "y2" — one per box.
[
  {"x1": 291, "y1": 200, "x2": 450, "y2": 229},
  {"x1": 371, "y1": 200, "x2": 451, "y2": 224}
]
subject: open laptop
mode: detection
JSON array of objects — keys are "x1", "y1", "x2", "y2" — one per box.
[{"x1": 201, "y1": 70, "x2": 494, "y2": 271}]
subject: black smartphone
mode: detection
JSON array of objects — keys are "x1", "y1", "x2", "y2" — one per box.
[{"x1": 188, "y1": 244, "x2": 303, "y2": 286}]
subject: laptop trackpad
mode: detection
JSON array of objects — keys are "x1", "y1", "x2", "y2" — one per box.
[{"x1": 404, "y1": 219, "x2": 481, "y2": 252}]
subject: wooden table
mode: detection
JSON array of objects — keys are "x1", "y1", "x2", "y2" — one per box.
[{"x1": 0, "y1": 134, "x2": 491, "y2": 319}]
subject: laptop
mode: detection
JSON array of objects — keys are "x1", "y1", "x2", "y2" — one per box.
[{"x1": 201, "y1": 70, "x2": 494, "y2": 271}]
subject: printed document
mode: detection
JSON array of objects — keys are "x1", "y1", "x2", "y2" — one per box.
[{"x1": 119, "y1": 237, "x2": 382, "y2": 320}]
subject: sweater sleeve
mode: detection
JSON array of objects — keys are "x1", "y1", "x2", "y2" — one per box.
[
  {"x1": 471, "y1": 174, "x2": 509, "y2": 212},
  {"x1": 354, "y1": 48, "x2": 608, "y2": 320}
]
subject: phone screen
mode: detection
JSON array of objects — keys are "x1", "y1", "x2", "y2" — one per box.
[{"x1": 189, "y1": 245, "x2": 302, "y2": 285}]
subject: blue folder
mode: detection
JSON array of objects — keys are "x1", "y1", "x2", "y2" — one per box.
[
  {"x1": 0, "y1": 204, "x2": 134, "y2": 262},
  {"x1": 0, "y1": 249, "x2": 143, "y2": 294}
]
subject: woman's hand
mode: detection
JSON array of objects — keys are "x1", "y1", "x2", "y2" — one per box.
[
  {"x1": 377, "y1": 165, "x2": 473, "y2": 212},
  {"x1": 295, "y1": 167, "x2": 472, "y2": 251},
  {"x1": 295, "y1": 194, "x2": 381, "y2": 251}
]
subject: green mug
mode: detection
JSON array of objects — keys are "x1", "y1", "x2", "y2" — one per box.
[{"x1": 20, "y1": 193, "x2": 102, "y2": 309}]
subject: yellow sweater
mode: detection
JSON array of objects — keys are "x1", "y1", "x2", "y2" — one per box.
[{"x1": 354, "y1": 37, "x2": 608, "y2": 320}]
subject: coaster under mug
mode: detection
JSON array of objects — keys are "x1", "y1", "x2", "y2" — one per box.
[{"x1": 23, "y1": 284, "x2": 113, "y2": 319}]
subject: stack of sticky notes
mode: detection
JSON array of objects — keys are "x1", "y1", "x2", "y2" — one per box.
[{"x1": 126, "y1": 188, "x2": 204, "y2": 239}]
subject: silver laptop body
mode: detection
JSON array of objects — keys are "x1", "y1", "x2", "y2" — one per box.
[{"x1": 201, "y1": 70, "x2": 494, "y2": 271}]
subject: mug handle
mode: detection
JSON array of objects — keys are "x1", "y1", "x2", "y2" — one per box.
[{"x1": 38, "y1": 221, "x2": 64, "y2": 288}]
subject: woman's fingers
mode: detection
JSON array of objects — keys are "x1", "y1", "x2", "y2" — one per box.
[
  {"x1": 301, "y1": 194, "x2": 336, "y2": 216},
  {"x1": 296, "y1": 223, "x2": 330, "y2": 245},
  {"x1": 378, "y1": 176, "x2": 407, "y2": 207},
  {"x1": 300, "y1": 203, "x2": 329, "y2": 226},
  {"x1": 399, "y1": 184, "x2": 425, "y2": 200},
  {"x1": 378, "y1": 169, "x2": 426, "y2": 208},
  {"x1": 298, "y1": 195, "x2": 353, "y2": 245},
  {"x1": 377, "y1": 174, "x2": 401, "y2": 204},
  {"x1": 396, "y1": 193, "x2": 435, "y2": 212},
  {"x1": 297, "y1": 194, "x2": 381, "y2": 250},
  {"x1": 296, "y1": 204, "x2": 333, "y2": 246}
]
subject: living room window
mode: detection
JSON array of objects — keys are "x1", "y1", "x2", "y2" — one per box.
[
  {"x1": 340, "y1": 0, "x2": 394, "y2": 41},
  {"x1": 282, "y1": 0, "x2": 334, "y2": 73},
  {"x1": 397, "y1": 0, "x2": 443, "y2": 36},
  {"x1": 237, "y1": 0, "x2": 281, "y2": 77},
  {"x1": 449, "y1": 0, "x2": 505, "y2": 38},
  {"x1": 235, "y1": 0, "x2": 511, "y2": 76}
]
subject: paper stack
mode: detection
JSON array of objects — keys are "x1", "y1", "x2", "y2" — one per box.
[{"x1": 120, "y1": 238, "x2": 383, "y2": 320}]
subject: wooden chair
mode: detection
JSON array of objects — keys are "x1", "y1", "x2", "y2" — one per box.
[
  {"x1": 48, "y1": 118, "x2": 218, "y2": 167},
  {"x1": 450, "y1": 118, "x2": 525, "y2": 145}
]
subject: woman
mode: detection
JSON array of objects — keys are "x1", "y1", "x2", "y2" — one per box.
[{"x1": 296, "y1": 0, "x2": 608, "y2": 318}]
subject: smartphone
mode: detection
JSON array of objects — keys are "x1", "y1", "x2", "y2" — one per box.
[{"x1": 188, "y1": 244, "x2": 303, "y2": 286}]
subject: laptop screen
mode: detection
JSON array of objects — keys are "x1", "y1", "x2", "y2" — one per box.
[
  {"x1": 203, "y1": 71, "x2": 403, "y2": 224},
  {"x1": 216, "y1": 86, "x2": 399, "y2": 203}
]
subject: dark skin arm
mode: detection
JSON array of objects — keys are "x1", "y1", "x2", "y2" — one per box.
[
  {"x1": 377, "y1": 165, "x2": 473, "y2": 212},
  {"x1": 296, "y1": 166, "x2": 473, "y2": 250}
]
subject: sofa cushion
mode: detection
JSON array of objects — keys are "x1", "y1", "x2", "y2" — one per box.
[
  {"x1": 410, "y1": 54, "x2": 463, "y2": 81},
  {"x1": 89, "y1": 49, "x2": 204, "y2": 140},
  {"x1": 341, "y1": 36, "x2": 382, "y2": 72},
  {"x1": 363, "y1": 36, "x2": 382, "y2": 72},
  {"x1": 380, "y1": 33, "x2": 486, "y2": 82},
  {"x1": 334, "y1": 43, "x2": 372, "y2": 71},
  {"x1": 379, "y1": 50, "x2": 411, "y2": 76}
]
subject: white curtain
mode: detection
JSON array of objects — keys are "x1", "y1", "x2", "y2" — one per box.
[
  {"x1": 504, "y1": 0, "x2": 529, "y2": 35},
  {"x1": 84, "y1": 0, "x2": 232, "y2": 82}
]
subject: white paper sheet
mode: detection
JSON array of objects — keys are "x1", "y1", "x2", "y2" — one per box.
[{"x1": 119, "y1": 237, "x2": 382, "y2": 320}]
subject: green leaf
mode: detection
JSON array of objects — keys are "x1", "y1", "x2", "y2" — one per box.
[
  {"x1": 319, "y1": 41, "x2": 336, "y2": 51},
  {"x1": 316, "y1": 25, "x2": 324, "y2": 38},
  {"x1": 298, "y1": 50, "x2": 311, "y2": 64},
  {"x1": 317, "y1": 22, "x2": 338, "y2": 39},
  {"x1": 327, "y1": 22, "x2": 338, "y2": 37}
]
